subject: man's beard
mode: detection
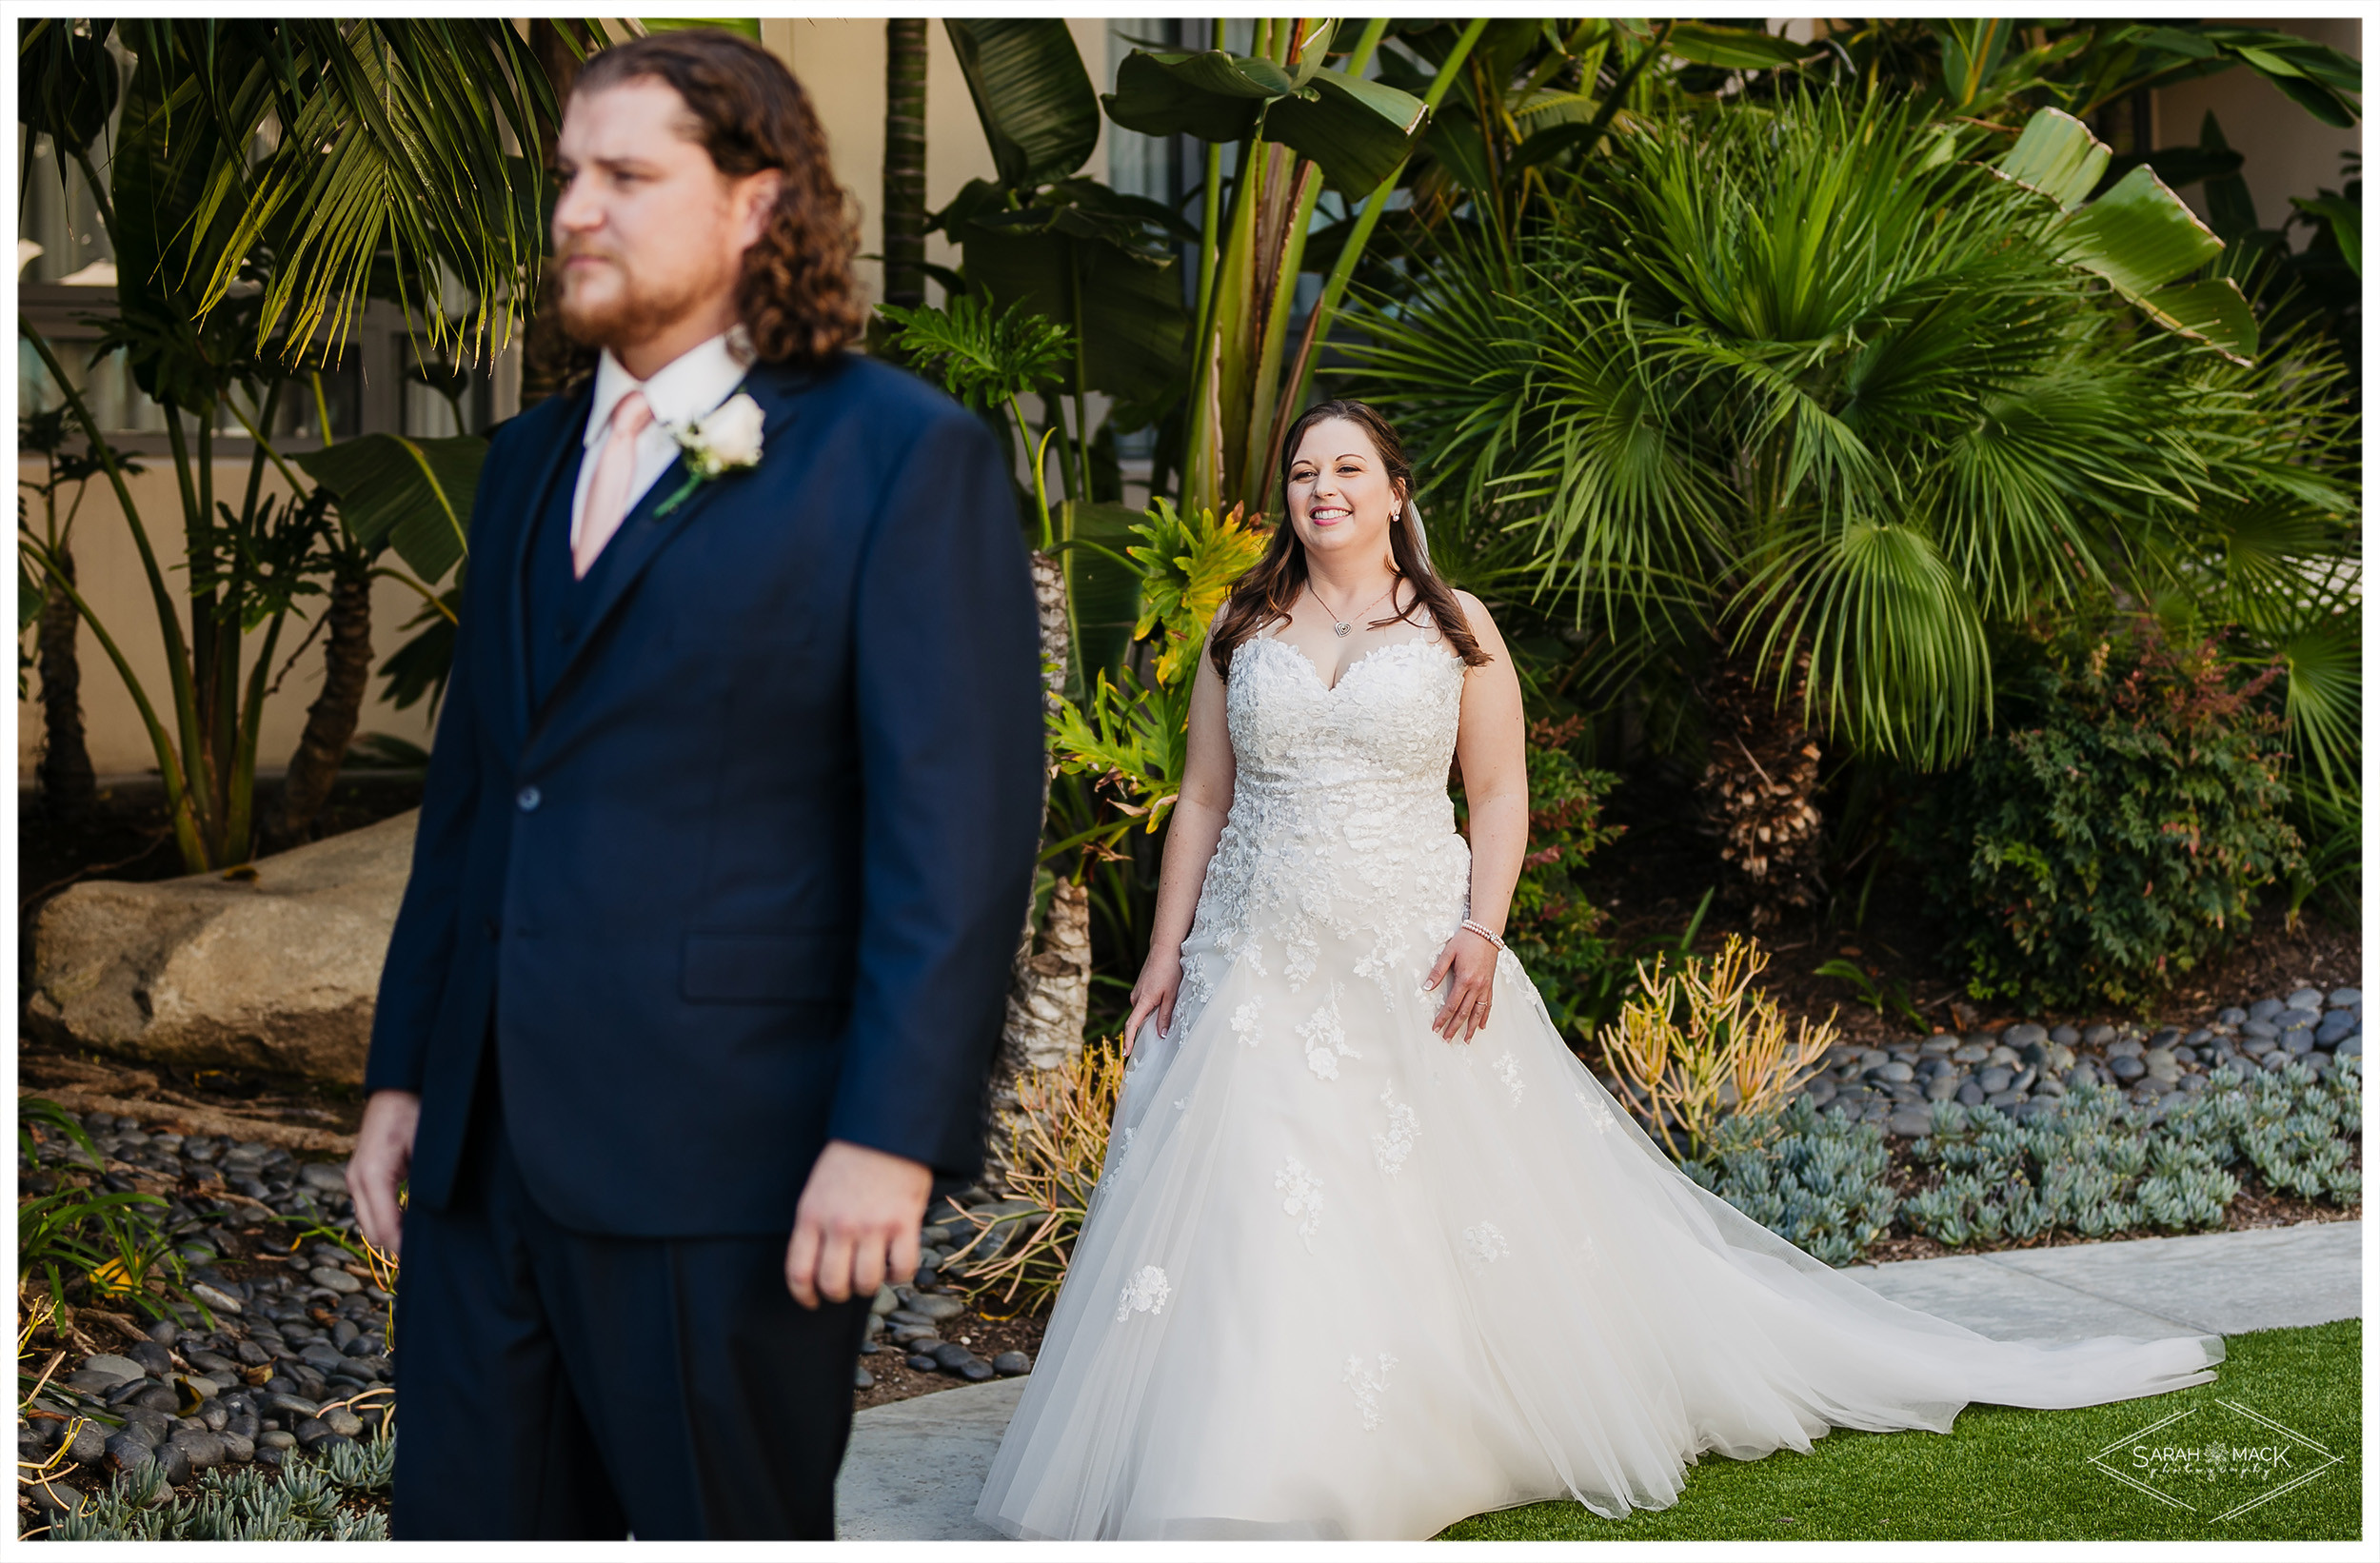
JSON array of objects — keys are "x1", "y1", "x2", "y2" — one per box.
[{"x1": 553, "y1": 250, "x2": 732, "y2": 352}]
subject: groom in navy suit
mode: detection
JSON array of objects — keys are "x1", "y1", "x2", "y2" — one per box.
[{"x1": 346, "y1": 30, "x2": 1042, "y2": 1539}]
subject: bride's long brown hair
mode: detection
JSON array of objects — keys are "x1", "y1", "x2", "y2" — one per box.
[{"x1": 1208, "y1": 399, "x2": 1490, "y2": 680}]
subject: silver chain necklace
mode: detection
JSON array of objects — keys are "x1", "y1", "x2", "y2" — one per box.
[{"x1": 1307, "y1": 575, "x2": 1398, "y2": 638}]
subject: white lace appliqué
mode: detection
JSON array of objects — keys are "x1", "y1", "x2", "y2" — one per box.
[
  {"x1": 1297, "y1": 983, "x2": 1361, "y2": 1081},
  {"x1": 1177, "y1": 637, "x2": 1470, "y2": 1016},
  {"x1": 1115, "y1": 1264, "x2": 1172, "y2": 1322},
  {"x1": 1274, "y1": 1157, "x2": 1324, "y2": 1253},
  {"x1": 1341, "y1": 1352, "x2": 1399, "y2": 1432},
  {"x1": 1576, "y1": 1087, "x2": 1617, "y2": 1134},
  {"x1": 1463, "y1": 1220, "x2": 1510, "y2": 1269},
  {"x1": 1231, "y1": 996, "x2": 1264, "y2": 1047},
  {"x1": 1372, "y1": 1085, "x2": 1419, "y2": 1176},
  {"x1": 1494, "y1": 1050, "x2": 1525, "y2": 1106}
]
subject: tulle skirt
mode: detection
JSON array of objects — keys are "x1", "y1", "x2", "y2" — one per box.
[{"x1": 974, "y1": 912, "x2": 2225, "y2": 1540}]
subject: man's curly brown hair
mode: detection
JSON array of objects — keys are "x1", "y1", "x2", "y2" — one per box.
[{"x1": 570, "y1": 29, "x2": 865, "y2": 366}]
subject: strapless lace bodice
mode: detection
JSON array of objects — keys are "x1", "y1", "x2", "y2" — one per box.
[{"x1": 1178, "y1": 634, "x2": 1473, "y2": 1024}]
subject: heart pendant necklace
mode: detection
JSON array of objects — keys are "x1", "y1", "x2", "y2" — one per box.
[{"x1": 1309, "y1": 576, "x2": 1398, "y2": 638}]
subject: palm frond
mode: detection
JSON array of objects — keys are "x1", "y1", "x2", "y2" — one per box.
[{"x1": 188, "y1": 19, "x2": 558, "y2": 366}]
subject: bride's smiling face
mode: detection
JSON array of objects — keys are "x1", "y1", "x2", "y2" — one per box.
[{"x1": 1286, "y1": 417, "x2": 1402, "y2": 568}]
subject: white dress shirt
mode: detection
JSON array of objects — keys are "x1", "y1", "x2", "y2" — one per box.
[{"x1": 569, "y1": 333, "x2": 751, "y2": 553}]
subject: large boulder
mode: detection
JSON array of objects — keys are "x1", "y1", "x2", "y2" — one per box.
[{"x1": 27, "y1": 811, "x2": 419, "y2": 1084}]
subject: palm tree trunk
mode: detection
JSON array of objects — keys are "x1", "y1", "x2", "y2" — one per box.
[
  {"x1": 269, "y1": 559, "x2": 372, "y2": 846},
  {"x1": 35, "y1": 544, "x2": 96, "y2": 821},
  {"x1": 882, "y1": 18, "x2": 928, "y2": 315},
  {"x1": 1696, "y1": 645, "x2": 1826, "y2": 929},
  {"x1": 984, "y1": 549, "x2": 1090, "y2": 1195}
]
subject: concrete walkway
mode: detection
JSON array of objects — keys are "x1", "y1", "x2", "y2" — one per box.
[{"x1": 832, "y1": 1219, "x2": 2363, "y2": 1540}]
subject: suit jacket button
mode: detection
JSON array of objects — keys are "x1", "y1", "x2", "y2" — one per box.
[{"x1": 516, "y1": 785, "x2": 542, "y2": 812}]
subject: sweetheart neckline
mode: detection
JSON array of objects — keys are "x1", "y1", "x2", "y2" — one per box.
[{"x1": 1243, "y1": 633, "x2": 1460, "y2": 695}]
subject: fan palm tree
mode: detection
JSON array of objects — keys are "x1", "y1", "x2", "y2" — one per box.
[{"x1": 1341, "y1": 85, "x2": 2357, "y2": 921}]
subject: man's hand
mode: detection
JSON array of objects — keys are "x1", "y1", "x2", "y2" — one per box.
[
  {"x1": 784, "y1": 1139, "x2": 933, "y2": 1310},
  {"x1": 347, "y1": 1090, "x2": 421, "y2": 1257}
]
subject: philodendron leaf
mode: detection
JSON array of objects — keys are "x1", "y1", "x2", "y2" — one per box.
[
  {"x1": 2135, "y1": 277, "x2": 2258, "y2": 366},
  {"x1": 2291, "y1": 194, "x2": 2362, "y2": 274},
  {"x1": 1058, "y1": 500, "x2": 1146, "y2": 692},
  {"x1": 1263, "y1": 71, "x2": 1432, "y2": 194},
  {"x1": 1993, "y1": 108, "x2": 2110, "y2": 210},
  {"x1": 1658, "y1": 22, "x2": 1816, "y2": 70},
  {"x1": 1103, "y1": 49, "x2": 1431, "y2": 194},
  {"x1": 959, "y1": 224, "x2": 1187, "y2": 404},
  {"x1": 1102, "y1": 48, "x2": 1292, "y2": 143},
  {"x1": 2053, "y1": 164, "x2": 2223, "y2": 300},
  {"x1": 945, "y1": 19, "x2": 1101, "y2": 189},
  {"x1": 294, "y1": 432, "x2": 486, "y2": 583}
]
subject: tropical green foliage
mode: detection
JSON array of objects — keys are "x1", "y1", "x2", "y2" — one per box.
[
  {"x1": 16, "y1": 19, "x2": 555, "y2": 866},
  {"x1": 1046, "y1": 498, "x2": 1271, "y2": 853},
  {"x1": 1105, "y1": 19, "x2": 1466, "y2": 520},
  {"x1": 1907, "y1": 618, "x2": 2306, "y2": 1014},
  {"x1": 932, "y1": 16, "x2": 1193, "y2": 489},
  {"x1": 1340, "y1": 85, "x2": 2360, "y2": 946},
  {"x1": 1346, "y1": 89, "x2": 2331, "y2": 769},
  {"x1": 1823, "y1": 18, "x2": 2361, "y2": 129}
]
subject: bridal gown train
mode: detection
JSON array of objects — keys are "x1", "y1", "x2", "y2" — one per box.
[{"x1": 975, "y1": 627, "x2": 2224, "y2": 1541}]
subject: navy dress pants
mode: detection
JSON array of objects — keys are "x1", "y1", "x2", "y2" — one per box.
[{"x1": 391, "y1": 1066, "x2": 870, "y2": 1538}]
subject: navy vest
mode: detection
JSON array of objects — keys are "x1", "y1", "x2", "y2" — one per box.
[{"x1": 521, "y1": 442, "x2": 603, "y2": 716}]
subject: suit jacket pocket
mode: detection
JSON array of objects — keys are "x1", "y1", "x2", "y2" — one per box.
[{"x1": 682, "y1": 929, "x2": 857, "y2": 1005}]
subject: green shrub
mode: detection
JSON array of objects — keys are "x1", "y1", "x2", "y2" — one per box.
[
  {"x1": 1909, "y1": 617, "x2": 2304, "y2": 1012},
  {"x1": 1463, "y1": 714, "x2": 1624, "y2": 1040},
  {"x1": 1684, "y1": 1094, "x2": 1899, "y2": 1267}
]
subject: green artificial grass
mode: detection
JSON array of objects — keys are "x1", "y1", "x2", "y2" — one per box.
[{"x1": 1438, "y1": 1319, "x2": 2362, "y2": 1542}]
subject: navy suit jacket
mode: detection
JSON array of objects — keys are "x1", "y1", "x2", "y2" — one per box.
[{"x1": 364, "y1": 352, "x2": 1044, "y2": 1237}]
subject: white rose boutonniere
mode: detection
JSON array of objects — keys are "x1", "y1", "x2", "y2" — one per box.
[{"x1": 656, "y1": 390, "x2": 765, "y2": 516}]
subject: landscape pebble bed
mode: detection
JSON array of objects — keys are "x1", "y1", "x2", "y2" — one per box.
[
  {"x1": 15, "y1": 988, "x2": 2357, "y2": 1530},
  {"x1": 14, "y1": 1120, "x2": 1033, "y2": 1531},
  {"x1": 1782, "y1": 984, "x2": 2362, "y2": 1138}
]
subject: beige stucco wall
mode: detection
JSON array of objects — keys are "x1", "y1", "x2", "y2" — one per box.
[
  {"x1": 764, "y1": 17, "x2": 1112, "y2": 311},
  {"x1": 17, "y1": 20, "x2": 1114, "y2": 784}
]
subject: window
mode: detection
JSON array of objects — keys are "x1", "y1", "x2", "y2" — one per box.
[{"x1": 18, "y1": 286, "x2": 499, "y2": 454}]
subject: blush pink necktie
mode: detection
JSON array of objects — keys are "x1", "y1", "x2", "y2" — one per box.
[{"x1": 574, "y1": 390, "x2": 654, "y2": 579}]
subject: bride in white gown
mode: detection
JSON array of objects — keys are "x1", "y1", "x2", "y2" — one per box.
[{"x1": 974, "y1": 400, "x2": 2224, "y2": 1542}]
